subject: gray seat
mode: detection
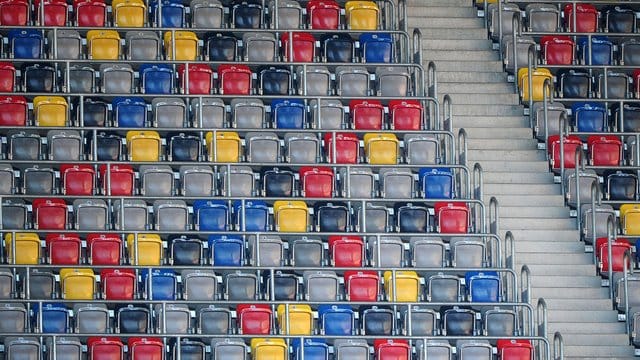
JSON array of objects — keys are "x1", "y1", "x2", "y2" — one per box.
[
  {"x1": 66, "y1": 65, "x2": 95, "y2": 93},
  {"x1": 5, "y1": 337, "x2": 40, "y2": 359},
  {"x1": 410, "y1": 236, "x2": 446, "y2": 268},
  {"x1": 48, "y1": 30, "x2": 82, "y2": 59},
  {"x1": 224, "y1": 271, "x2": 258, "y2": 300},
  {"x1": 501, "y1": 35, "x2": 535, "y2": 74},
  {"x1": 269, "y1": 0, "x2": 302, "y2": 29},
  {"x1": 0, "y1": 268, "x2": 14, "y2": 299},
  {"x1": 26, "y1": 270, "x2": 56, "y2": 299},
  {"x1": 198, "y1": 306, "x2": 231, "y2": 334},
  {"x1": 309, "y1": 99, "x2": 344, "y2": 129},
  {"x1": 580, "y1": 203, "x2": 615, "y2": 244},
  {"x1": 190, "y1": 97, "x2": 225, "y2": 128},
  {"x1": 190, "y1": 0, "x2": 224, "y2": 28},
  {"x1": 334, "y1": 339, "x2": 369, "y2": 360},
  {"x1": 182, "y1": 269, "x2": 218, "y2": 301},
  {"x1": 231, "y1": 98, "x2": 265, "y2": 128},
  {"x1": 456, "y1": 339, "x2": 492, "y2": 360},
  {"x1": 47, "y1": 130, "x2": 82, "y2": 161},
  {"x1": 22, "y1": 166, "x2": 55, "y2": 195},
  {"x1": 598, "y1": 72, "x2": 629, "y2": 99},
  {"x1": 99, "y1": 63, "x2": 134, "y2": 93},
  {"x1": 404, "y1": 134, "x2": 440, "y2": 165},
  {"x1": 210, "y1": 338, "x2": 247, "y2": 360},
  {"x1": 153, "y1": 200, "x2": 189, "y2": 231},
  {"x1": 379, "y1": 167, "x2": 414, "y2": 199},
  {"x1": 113, "y1": 199, "x2": 149, "y2": 231},
  {"x1": 152, "y1": 97, "x2": 186, "y2": 128},
  {"x1": 296, "y1": 65, "x2": 332, "y2": 96},
  {"x1": 243, "y1": 32, "x2": 277, "y2": 61},
  {"x1": 284, "y1": 132, "x2": 319, "y2": 163},
  {"x1": 45, "y1": 336, "x2": 82, "y2": 360},
  {"x1": 0, "y1": 164, "x2": 14, "y2": 194},
  {"x1": 336, "y1": 66, "x2": 369, "y2": 97},
  {"x1": 180, "y1": 165, "x2": 215, "y2": 196},
  {"x1": 8, "y1": 131, "x2": 41, "y2": 160},
  {"x1": 451, "y1": 237, "x2": 486, "y2": 268},
  {"x1": 487, "y1": 2, "x2": 519, "y2": 41},
  {"x1": 248, "y1": 234, "x2": 283, "y2": 266},
  {"x1": 354, "y1": 202, "x2": 389, "y2": 232},
  {"x1": 154, "y1": 303, "x2": 191, "y2": 334},
  {"x1": 219, "y1": 165, "x2": 255, "y2": 197},
  {"x1": 376, "y1": 66, "x2": 410, "y2": 97},
  {"x1": 427, "y1": 273, "x2": 460, "y2": 302},
  {"x1": 403, "y1": 306, "x2": 438, "y2": 336},
  {"x1": 290, "y1": 237, "x2": 323, "y2": 267},
  {"x1": 563, "y1": 169, "x2": 598, "y2": 208},
  {"x1": 1, "y1": 199, "x2": 27, "y2": 229},
  {"x1": 0, "y1": 303, "x2": 27, "y2": 332},
  {"x1": 140, "y1": 165, "x2": 175, "y2": 196},
  {"x1": 415, "y1": 340, "x2": 453, "y2": 360},
  {"x1": 246, "y1": 132, "x2": 280, "y2": 163},
  {"x1": 73, "y1": 303, "x2": 110, "y2": 333},
  {"x1": 526, "y1": 3, "x2": 560, "y2": 32},
  {"x1": 484, "y1": 307, "x2": 517, "y2": 336},
  {"x1": 339, "y1": 167, "x2": 376, "y2": 198},
  {"x1": 73, "y1": 199, "x2": 108, "y2": 230},
  {"x1": 532, "y1": 101, "x2": 565, "y2": 140},
  {"x1": 368, "y1": 235, "x2": 404, "y2": 267},
  {"x1": 126, "y1": 31, "x2": 161, "y2": 60},
  {"x1": 304, "y1": 270, "x2": 339, "y2": 301}
]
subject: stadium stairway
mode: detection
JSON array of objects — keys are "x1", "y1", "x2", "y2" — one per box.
[{"x1": 408, "y1": 0, "x2": 636, "y2": 358}]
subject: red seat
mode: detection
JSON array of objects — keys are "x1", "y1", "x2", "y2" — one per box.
[
  {"x1": 329, "y1": 235, "x2": 364, "y2": 267},
  {"x1": 344, "y1": 270, "x2": 379, "y2": 301},
  {"x1": 307, "y1": 0, "x2": 340, "y2": 29},
  {"x1": 435, "y1": 202, "x2": 470, "y2": 233},
  {"x1": 178, "y1": 64, "x2": 213, "y2": 95},
  {"x1": 299, "y1": 166, "x2": 334, "y2": 198},
  {"x1": 324, "y1": 132, "x2": 359, "y2": 164},
  {"x1": 35, "y1": 0, "x2": 68, "y2": 26},
  {"x1": 237, "y1": 304, "x2": 272, "y2": 335},
  {"x1": 374, "y1": 339, "x2": 410, "y2": 360},
  {"x1": 564, "y1": 3, "x2": 598, "y2": 32},
  {"x1": 497, "y1": 339, "x2": 534, "y2": 360},
  {"x1": 0, "y1": 95, "x2": 27, "y2": 126},
  {"x1": 218, "y1": 64, "x2": 252, "y2": 95},
  {"x1": 101, "y1": 268, "x2": 136, "y2": 300},
  {"x1": 46, "y1": 233, "x2": 82, "y2": 264},
  {"x1": 128, "y1": 338, "x2": 163, "y2": 360},
  {"x1": 0, "y1": 63, "x2": 16, "y2": 92},
  {"x1": 389, "y1": 100, "x2": 422, "y2": 130},
  {"x1": 99, "y1": 164, "x2": 134, "y2": 196},
  {"x1": 61, "y1": 164, "x2": 95, "y2": 195},
  {"x1": 281, "y1": 32, "x2": 315, "y2": 62},
  {"x1": 87, "y1": 337, "x2": 124, "y2": 360},
  {"x1": 87, "y1": 233, "x2": 122, "y2": 265},
  {"x1": 0, "y1": 0, "x2": 29, "y2": 25},
  {"x1": 74, "y1": 0, "x2": 106, "y2": 27},
  {"x1": 587, "y1": 135, "x2": 622, "y2": 166},
  {"x1": 541, "y1": 35, "x2": 575, "y2": 65},
  {"x1": 595, "y1": 237, "x2": 633, "y2": 275},
  {"x1": 350, "y1": 99, "x2": 384, "y2": 130},
  {"x1": 548, "y1": 135, "x2": 583, "y2": 169},
  {"x1": 33, "y1": 198, "x2": 68, "y2": 230}
]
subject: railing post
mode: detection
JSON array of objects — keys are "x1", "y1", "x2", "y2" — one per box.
[{"x1": 554, "y1": 332, "x2": 564, "y2": 360}]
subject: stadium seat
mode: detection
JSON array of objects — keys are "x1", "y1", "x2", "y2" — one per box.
[
  {"x1": 292, "y1": 339, "x2": 329, "y2": 360},
  {"x1": 443, "y1": 307, "x2": 476, "y2": 336},
  {"x1": 33, "y1": 96, "x2": 67, "y2": 127},
  {"x1": 60, "y1": 268, "x2": 95, "y2": 299},
  {"x1": 329, "y1": 235, "x2": 364, "y2": 266},
  {"x1": 99, "y1": 164, "x2": 134, "y2": 196},
  {"x1": 219, "y1": 165, "x2": 255, "y2": 196},
  {"x1": 75, "y1": 0, "x2": 106, "y2": 26},
  {"x1": 232, "y1": 0, "x2": 262, "y2": 28},
  {"x1": 164, "y1": 31, "x2": 199, "y2": 60},
  {"x1": 74, "y1": 303, "x2": 109, "y2": 333},
  {"x1": 198, "y1": 306, "x2": 231, "y2": 334},
  {"x1": 0, "y1": 63, "x2": 16, "y2": 92},
  {"x1": 22, "y1": 166, "x2": 54, "y2": 195},
  {"x1": 606, "y1": 170, "x2": 637, "y2": 201},
  {"x1": 33, "y1": 302, "x2": 69, "y2": 333},
  {"x1": 322, "y1": 33, "x2": 354, "y2": 63},
  {"x1": 112, "y1": 0, "x2": 146, "y2": 26},
  {"x1": 564, "y1": 3, "x2": 598, "y2": 32},
  {"x1": 140, "y1": 64, "x2": 173, "y2": 94},
  {"x1": 234, "y1": 200, "x2": 269, "y2": 231},
  {"x1": 420, "y1": 167, "x2": 454, "y2": 199},
  {"x1": 315, "y1": 202, "x2": 349, "y2": 232},
  {"x1": 364, "y1": 133, "x2": 398, "y2": 164},
  {"x1": 141, "y1": 269, "x2": 176, "y2": 300},
  {"x1": 243, "y1": 32, "x2": 277, "y2": 61},
  {"x1": 238, "y1": 304, "x2": 272, "y2": 334},
  {"x1": 427, "y1": 273, "x2": 461, "y2": 302},
  {"x1": 114, "y1": 97, "x2": 146, "y2": 128},
  {"x1": 435, "y1": 202, "x2": 470, "y2": 233},
  {"x1": 345, "y1": 0, "x2": 378, "y2": 30},
  {"x1": 209, "y1": 235, "x2": 243, "y2": 266},
  {"x1": 579, "y1": 36, "x2": 613, "y2": 65},
  {"x1": 334, "y1": 339, "x2": 369, "y2": 360},
  {"x1": 362, "y1": 306, "x2": 394, "y2": 335},
  {"x1": 37, "y1": 0, "x2": 68, "y2": 26},
  {"x1": 46, "y1": 337, "x2": 82, "y2": 360},
  {"x1": 250, "y1": 338, "x2": 287, "y2": 360},
  {"x1": 397, "y1": 203, "x2": 429, "y2": 233},
  {"x1": 224, "y1": 271, "x2": 258, "y2": 300},
  {"x1": 390, "y1": 99, "x2": 423, "y2": 130},
  {"x1": 411, "y1": 236, "x2": 446, "y2": 267},
  {"x1": 526, "y1": 3, "x2": 559, "y2": 32},
  {"x1": 318, "y1": 304, "x2": 355, "y2": 335},
  {"x1": 248, "y1": 234, "x2": 285, "y2": 267},
  {"x1": 9, "y1": 29, "x2": 43, "y2": 58},
  {"x1": 336, "y1": 66, "x2": 370, "y2": 96},
  {"x1": 153, "y1": 199, "x2": 189, "y2": 231},
  {"x1": 304, "y1": 270, "x2": 339, "y2": 301},
  {"x1": 272, "y1": 99, "x2": 305, "y2": 128},
  {"x1": 290, "y1": 237, "x2": 324, "y2": 267},
  {"x1": 274, "y1": 200, "x2": 309, "y2": 232},
  {"x1": 310, "y1": 99, "x2": 345, "y2": 129},
  {"x1": 182, "y1": 269, "x2": 218, "y2": 300},
  {"x1": 339, "y1": 167, "x2": 376, "y2": 198},
  {"x1": 151, "y1": 0, "x2": 185, "y2": 27},
  {"x1": 465, "y1": 271, "x2": 501, "y2": 302},
  {"x1": 126, "y1": 130, "x2": 161, "y2": 161},
  {"x1": 517, "y1": 67, "x2": 553, "y2": 102},
  {"x1": 361, "y1": 33, "x2": 394, "y2": 63},
  {"x1": 179, "y1": 64, "x2": 213, "y2": 94},
  {"x1": 384, "y1": 270, "x2": 421, "y2": 302},
  {"x1": 300, "y1": 166, "x2": 334, "y2": 197},
  {"x1": 0, "y1": 96, "x2": 27, "y2": 126},
  {"x1": 548, "y1": 135, "x2": 582, "y2": 170},
  {"x1": 281, "y1": 32, "x2": 315, "y2": 62},
  {"x1": 23, "y1": 63, "x2": 56, "y2": 92},
  {"x1": 66, "y1": 65, "x2": 95, "y2": 93},
  {"x1": 596, "y1": 237, "x2": 632, "y2": 276},
  {"x1": 497, "y1": 339, "x2": 534, "y2": 360},
  {"x1": 588, "y1": 135, "x2": 621, "y2": 166},
  {"x1": 307, "y1": 0, "x2": 340, "y2": 29},
  {"x1": 451, "y1": 237, "x2": 486, "y2": 268},
  {"x1": 560, "y1": 70, "x2": 592, "y2": 98},
  {"x1": 324, "y1": 132, "x2": 359, "y2": 164},
  {"x1": 597, "y1": 71, "x2": 629, "y2": 99},
  {"x1": 374, "y1": 339, "x2": 410, "y2": 360},
  {"x1": 191, "y1": 97, "x2": 225, "y2": 128},
  {"x1": 87, "y1": 233, "x2": 122, "y2": 265},
  {"x1": 540, "y1": 35, "x2": 575, "y2": 65},
  {"x1": 126, "y1": 233, "x2": 163, "y2": 265},
  {"x1": 101, "y1": 268, "x2": 136, "y2": 300},
  {"x1": 345, "y1": 270, "x2": 379, "y2": 301},
  {"x1": 92, "y1": 133, "x2": 122, "y2": 161},
  {"x1": 0, "y1": 164, "x2": 14, "y2": 194},
  {"x1": 270, "y1": 0, "x2": 301, "y2": 29},
  {"x1": 605, "y1": 5, "x2": 635, "y2": 33},
  {"x1": 74, "y1": 199, "x2": 109, "y2": 230},
  {"x1": 219, "y1": 64, "x2": 252, "y2": 95},
  {"x1": 246, "y1": 132, "x2": 280, "y2": 162},
  {"x1": 191, "y1": 0, "x2": 224, "y2": 28},
  {"x1": 484, "y1": 308, "x2": 516, "y2": 336},
  {"x1": 262, "y1": 167, "x2": 294, "y2": 197},
  {"x1": 46, "y1": 234, "x2": 82, "y2": 264},
  {"x1": 33, "y1": 198, "x2": 67, "y2": 230},
  {"x1": 277, "y1": 303, "x2": 313, "y2": 335},
  {"x1": 265, "y1": 271, "x2": 297, "y2": 300},
  {"x1": 285, "y1": 132, "x2": 319, "y2": 163},
  {"x1": 296, "y1": 65, "x2": 332, "y2": 96},
  {"x1": 128, "y1": 338, "x2": 164, "y2": 360},
  {"x1": 403, "y1": 306, "x2": 438, "y2": 336},
  {"x1": 169, "y1": 236, "x2": 202, "y2": 266},
  {"x1": 47, "y1": 130, "x2": 82, "y2": 161},
  {"x1": 140, "y1": 167, "x2": 174, "y2": 196},
  {"x1": 87, "y1": 337, "x2": 124, "y2": 360},
  {"x1": 195, "y1": 200, "x2": 229, "y2": 232},
  {"x1": 126, "y1": 30, "x2": 161, "y2": 60},
  {"x1": 87, "y1": 30, "x2": 120, "y2": 59},
  {"x1": 368, "y1": 235, "x2": 405, "y2": 266},
  {"x1": 117, "y1": 305, "x2": 150, "y2": 333},
  {"x1": 168, "y1": 133, "x2": 200, "y2": 161}
]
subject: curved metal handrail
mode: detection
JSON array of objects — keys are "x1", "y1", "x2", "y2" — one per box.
[
  {"x1": 541, "y1": 77, "x2": 553, "y2": 144},
  {"x1": 489, "y1": 195, "x2": 499, "y2": 235},
  {"x1": 458, "y1": 128, "x2": 468, "y2": 166},
  {"x1": 554, "y1": 332, "x2": 564, "y2": 360},
  {"x1": 558, "y1": 110, "x2": 571, "y2": 187},
  {"x1": 572, "y1": 145, "x2": 586, "y2": 232},
  {"x1": 521, "y1": 264, "x2": 532, "y2": 305},
  {"x1": 606, "y1": 214, "x2": 617, "y2": 299},
  {"x1": 623, "y1": 249, "x2": 634, "y2": 334},
  {"x1": 505, "y1": 230, "x2": 516, "y2": 271},
  {"x1": 511, "y1": 11, "x2": 521, "y2": 81},
  {"x1": 537, "y1": 297, "x2": 549, "y2": 359}
]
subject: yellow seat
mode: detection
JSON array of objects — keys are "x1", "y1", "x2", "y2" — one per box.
[
  {"x1": 126, "y1": 233, "x2": 163, "y2": 265},
  {"x1": 5, "y1": 233, "x2": 40, "y2": 264},
  {"x1": 620, "y1": 204, "x2": 640, "y2": 235},
  {"x1": 87, "y1": 30, "x2": 121, "y2": 60},
  {"x1": 205, "y1": 131, "x2": 241, "y2": 162},
  {"x1": 345, "y1": 0, "x2": 378, "y2": 30},
  {"x1": 250, "y1": 338, "x2": 287, "y2": 360},
  {"x1": 276, "y1": 304, "x2": 313, "y2": 335},
  {"x1": 517, "y1": 67, "x2": 553, "y2": 102},
  {"x1": 126, "y1": 130, "x2": 161, "y2": 162},
  {"x1": 163, "y1": 31, "x2": 199, "y2": 60},
  {"x1": 33, "y1": 96, "x2": 68, "y2": 127},
  {"x1": 383, "y1": 270, "x2": 421, "y2": 302},
  {"x1": 364, "y1": 133, "x2": 398, "y2": 165},
  {"x1": 60, "y1": 268, "x2": 95, "y2": 299},
  {"x1": 273, "y1": 200, "x2": 308, "y2": 232},
  {"x1": 113, "y1": 0, "x2": 146, "y2": 27}
]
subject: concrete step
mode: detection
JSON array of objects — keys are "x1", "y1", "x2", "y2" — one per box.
[
  {"x1": 438, "y1": 71, "x2": 509, "y2": 83},
  {"x1": 500, "y1": 217, "x2": 576, "y2": 230},
  {"x1": 508, "y1": 229, "x2": 579, "y2": 242},
  {"x1": 484, "y1": 194, "x2": 565, "y2": 207},
  {"x1": 454, "y1": 127, "x2": 533, "y2": 139},
  {"x1": 444, "y1": 92, "x2": 520, "y2": 104},
  {"x1": 440, "y1": 82, "x2": 513, "y2": 93},
  {"x1": 515, "y1": 241, "x2": 586, "y2": 254},
  {"x1": 431, "y1": 60, "x2": 503, "y2": 72},
  {"x1": 423, "y1": 39, "x2": 494, "y2": 51},
  {"x1": 420, "y1": 28, "x2": 490, "y2": 40},
  {"x1": 530, "y1": 275, "x2": 601, "y2": 288},
  {"x1": 496, "y1": 206, "x2": 570, "y2": 218},
  {"x1": 474, "y1": 160, "x2": 549, "y2": 172},
  {"x1": 562, "y1": 346, "x2": 636, "y2": 358},
  {"x1": 523, "y1": 264, "x2": 596, "y2": 276},
  {"x1": 426, "y1": 50, "x2": 499, "y2": 61},
  {"x1": 467, "y1": 138, "x2": 538, "y2": 150},
  {"x1": 468, "y1": 149, "x2": 546, "y2": 161},
  {"x1": 407, "y1": 6, "x2": 476, "y2": 17},
  {"x1": 484, "y1": 183, "x2": 560, "y2": 195},
  {"x1": 562, "y1": 334, "x2": 631, "y2": 346},
  {"x1": 453, "y1": 115, "x2": 528, "y2": 128},
  {"x1": 451, "y1": 104, "x2": 523, "y2": 116},
  {"x1": 482, "y1": 171, "x2": 554, "y2": 184},
  {"x1": 532, "y1": 286, "x2": 611, "y2": 299},
  {"x1": 549, "y1": 322, "x2": 628, "y2": 334},
  {"x1": 518, "y1": 252, "x2": 593, "y2": 265},
  {"x1": 545, "y1": 308, "x2": 618, "y2": 320},
  {"x1": 411, "y1": 17, "x2": 485, "y2": 29}
]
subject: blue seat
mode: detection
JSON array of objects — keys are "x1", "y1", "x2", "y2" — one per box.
[
  {"x1": 259, "y1": 67, "x2": 291, "y2": 96},
  {"x1": 360, "y1": 33, "x2": 393, "y2": 63},
  {"x1": 151, "y1": 0, "x2": 185, "y2": 27},
  {"x1": 272, "y1": 99, "x2": 305, "y2": 129},
  {"x1": 465, "y1": 271, "x2": 500, "y2": 302},
  {"x1": 322, "y1": 33, "x2": 353, "y2": 63},
  {"x1": 396, "y1": 203, "x2": 429, "y2": 233},
  {"x1": 9, "y1": 29, "x2": 43, "y2": 59},
  {"x1": 209, "y1": 235, "x2": 244, "y2": 266},
  {"x1": 232, "y1": 0, "x2": 262, "y2": 29},
  {"x1": 292, "y1": 339, "x2": 329, "y2": 360},
  {"x1": 141, "y1": 269, "x2": 177, "y2": 300},
  {"x1": 578, "y1": 36, "x2": 613, "y2": 65},
  {"x1": 113, "y1": 97, "x2": 147, "y2": 127},
  {"x1": 572, "y1": 102, "x2": 607, "y2": 132},
  {"x1": 140, "y1": 64, "x2": 173, "y2": 94},
  {"x1": 234, "y1": 200, "x2": 269, "y2": 231},
  {"x1": 193, "y1": 200, "x2": 229, "y2": 231},
  {"x1": 318, "y1": 304, "x2": 355, "y2": 335},
  {"x1": 33, "y1": 302, "x2": 68, "y2": 333},
  {"x1": 419, "y1": 168, "x2": 454, "y2": 199}
]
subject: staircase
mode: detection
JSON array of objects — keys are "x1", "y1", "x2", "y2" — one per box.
[{"x1": 407, "y1": 0, "x2": 636, "y2": 358}]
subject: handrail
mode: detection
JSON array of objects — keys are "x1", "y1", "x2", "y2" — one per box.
[
  {"x1": 572, "y1": 145, "x2": 586, "y2": 233},
  {"x1": 413, "y1": 29, "x2": 423, "y2": 96},
  {"x1": 457, "y1": 128, "x2": 468, "y2": 166},
  {"x1": 558, "y1": 109, "x2": 570, "y2": 187},
  {"x1": 428, "y1": 62, "x2": 438, "y2": 106},
  {"x1": 623, "y1": 249, "x2": 634, "y2": 334},
  {"x1": 474, "y1": 163, "x2": 486, "y2": 235},
  {"x1": 511, "y1": 11, "x2": 521, "y2": 81},
  {"x1": 537, "y1": 297, "x2": 549, "y2": 359},
  {"x1": 489, "y1": 195, "x2": 499, "y2": 236},
  {"x1": 505, "y1": 229, "x2": 516, "y2": 271},
  {"x1": 553, "y1": 332, "x2": 564, "y2": 360},
  {"x1": 442, "y1": 94, "x2": 454, "y2": 164},
  {"x1": 606, "y1": 214, "x2": 616, "y2": 299},
  {"x1": 526, "y1": 43, "x2": 537, "y2": 127},
  {"x1": 588, "y1": 181, "x2": 601, "y2": 261},
  {"x1": 542, "y1": 77, "x2": 553, "y2": 146},
  {"x1": 521, "y1": 264, "x2": 531, "y2": 304}
]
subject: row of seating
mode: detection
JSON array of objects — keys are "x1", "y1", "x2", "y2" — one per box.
[
  {"x1": 1, "y1": 233, "x2": 489, "y2": 268},
  {"x1": 0, "y1": 0, "x2": 385, "y2": 30},
  {"x1": 1, "y1": 198, "x2": 471, "y2": 233},
  {"x1": 1, "y1": 336, "x2": 534, "y2": 360},
  {"x1": 4, "y1": 28, "x2": 397, "y2": 62},
  {"x1": 1, "y1": 97, "x2": 427, "y2": 131}
]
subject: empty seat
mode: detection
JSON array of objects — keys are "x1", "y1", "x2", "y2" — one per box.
[
  {"x1": 427, "y1": 273, "x2": 461, "y2": 302},
  {"x1": 374, "y1": 339, "x2": 410, "y2": 360},
  {"x1": 307, "y1": 0, "x2": 339, "y2": 29},
  {"x1": 168, "y1": 133, "x2": 201, "y2": 162},
  {"x1": 101, "y1": 268, "x2": 136, "y2": 300},
  {"x1": 219, "y1": 165, "x2": 255, "y2": 196},
  {"x1": 517, "y1": 67, "x2": 553, "y2": 102},
  {"x1": 5, "y1": 337, "x2": 41, "y2": 359},
  {"x1": 92, "y1": 133, "x2": 122, "y2": 161},
  {"x1": 114, "y1": 97, "x2": 146, "y2": 127},
  {"x1": 361, "y1": 33, "x2": 394, "y2": 63},
  {"x1": 319, "y1": 304, "x2": 355, "y2": 335},
  {"x1": 87, "y1": 233, "x2": 122, "y2": 265},
  {"x1": 0, "y1": 164, "x2": 14, "y2": 194},
  {"x1": 579, "y1": 36, "x2": 613, "y2": 65},
  {"x1": 232, "y1": 0, "x2": 262, "y2": 28},
  {"x1": 191, "y1": 97, "x2": 225, "y2": 128},
  {"x1": 74, "y1": 199, "x2": 108, "y2": 231},
  {"x1": 381, "y1": 168, "x2": 414, "y2": 199},
  {"x1": 87, "y1": 337, "x2": 124, "y2": 360},
  {"x1": 277, "y1": 303, "x2": 313, "y2": 335},
  {"x1": 560, "y1": 69, "x2": 592, "y2": 99},
  {"x1": 151, "y1": 0, "x2": 185, "y2": 27},
  {"x1": 272, "y1": 99, "x2": 305, "y2": 128},
  {"x1": 484, "y1": 307, "x2": 516, "y2": 336},
  {"x1": 322, "y1": 33, "x2": 354, "y2": 63},
  {"x1": 246, "y1": 132, "x2": 280, "y2": 163},
  {"x1": 250, "y1": 338, "x2": 286, "y2": 360},
  {"x1": 48, "y1": 130, "x2": 82, "y2": 161},
  {"x1": 209, "y1": 235, "x2": 243, "y2": 265},
  {"x1": 377, "y1": 67, "x2": 410, "y2": 96},
  {"x1": 292, "y1": 339, "x2": 329, "y2": 360},
  {"x1": 117, "y1": 306, "x2": 150, "y2": 333},
  {"x1": 384, "y1": 270, "x2": 421, "y2": 302},
  {"x1": 170, "y1": 236, "x2": 202, "y2": 265},
  {"x1": 179, "y1": 64, "x2": 213, "y2": 94},
  {"x1": 270, "y1": 0, "x2": 302, "y2": 29},
  {"x1": 182, "y1": 269, "x2": 218, "y2": 300},
  {"x1": 310, "y1": 99, "x2": 345, "y2": 129},
  {"x1": 541, "y1": 35, "x2": 575, "y2": 65},
  {"x1": 0, "y1": 96, "x2": 27, "y2": 126},
  {"x1": 405, "y1": 134, "x2": 440, "y2": 165},
  {"x1": 290, "y1": 237, "x2": 324, "y2": 267},
  {"x1": 22, "y1": 166, "x2": 55, "y2": 194},
  {"x1": 304, "y1": 270, "x2": 339, "y2": 301},
  {"x1": 1, "y1": 199, "x2": 27, "y2": 230},
  {"x1": 281, "y1": 32, "x2": 315, "y2": 62},
  {"x1": 354, "y1": 202, "x2": 388, "y2": 232},
  {"x1": 300, "y1": 166, "x2": 334, "y2": 197},
  {"x1": 140, "y1": 64, "x2": 173, "y2": 94},
  {"x1": 243, "y1": 32, "x2": 277, "y2": 61},
  {"x1": 362, "y1": 306, "x2": 394, "y2": 335},
  {"x1": 126, "y1": 130, "x2": 161, "y2": 161},
  {"x1": 0, "y1": 304, "x2": 26, "y2": 332},
  {"x1": 126, "y1": 31, "x2": 161, "y2": 60},
  {"x1": 128, "y1": 338, "x2": 164, "y2": 360},
  {"x1": 564, "y1": 3, "x2": 598, "y2": 32},
  {"x1": 548, "y1": 134, "x2": 582, "y2": 170},
  {"x1": 180, "y1": 165, "x2": 214, "y2": 196},
  {"x1": 112, "y1": 0, "x2": 146, "y2": 26},
  {"x1": 153, "y1": 199, "x2": 189, "y2": 231},
  {"x1": 33, "y1": 198, "x2": 67, "y2": 230},
  {"x1": 466, "y1": 271, "x2": 501, "y2": 302},
  {"x1": 334, "y1": 339, "x2": 369, "y2": 360},
  {"x1": 390, "y1": 99, "x2": 423, "y2": 130},
  {"x1": 74, "y1": 303, "x2": 109, "y2": 333},
  {"x1": 219, "y1": 64, "x2": 252, "y2": 95},
  {"x1": 46, "y1": 336, "x2": 82, "y2": 360},
  {"x1": 33, "y1": 96, "x2": 67, "y2": 126},
  {"x1": 65, "y1": 65, "x2": 95, "y2": 93},
  {"x1": 206, "y1": 33, "x2": 237, "y2": 61},
  {"x1": 526, "y1": 3, "x2": 560, "y2": 32},
  {"x1": 443, "y1": 307, "x2": 476, "y2": 336},
  {"x1": 164, "y1": 30, "x2": 199, "y2": 60},
  {"x1": 100, "y1": 164, "x2": 134, "y2": 196},
  {"x1": 336, "y1": 66, "x2": 369, "y2": 96},
  {"x1": 198, "y1": 306, "x2": 231, "y2": 334},
  {"x1": 368, "y1": 235, "x2": 404, "y2": 266},
  {"x1": 126, "y1": 233, "x2": 163, "y2": 265},
  {"x1": 191, "y1": 0, "x2": 224, "y2": 28},
  {"x1": 263, "y1": 271, "x2": 298, "y2": 300},
  {"x1": 285, "y1": 132, "x2": 319, "y2": 163},
  {"x1": 597, "y1": 71, "x2": 629, "y2": 99},
  {"x1": 403, "y1": 306, "x2": 438, "y2": 336},
  {"x1": 154, "y1": 303, "x2": 190, "y2": 333},
  {"x1": 233, "y1": 200, "x2": 269, "y2": 231},
  {"x1": 224, "y1": 271, "x2": 258, "y2": 300},
  {"x1": 139, "y1": 164, "x2": 174, "y2": 196},
  {"x1": 23, "y1": 63, "x2": 56, "y2": 93},
  {"x1": 87, "y1": 30, "x2": 120, "y2": 60},
  {"x1": 296, "y1": 65, "x2": 332, "y2": 96},
  {"x1": 572, "y1": 102, "x2": 606, "y2": 132},
  {"x1": 237, "y1": 304, "x2": 272, "y2": 335},
  {"x1": 211, "y1": 338, "x2": 247, "y2": 360},
  {"x1": 25, "y1": 269, "x2": 55, "y2": 299},
  {"x1": 9, "y1": 29, "x2": 43, "y2": 58},
  {"x1": 324, "y1": 132, "x2": 360, "y2": 164},
  {"x1": 261, "y1": 167, "x2": 294, "y2": 197},
  {"x1": 274, "y1": 200, "x2": 309, "y2": 232},
  {"x1": 315, "y1": 202, "x2": 349, "y2": 232},
  {"x1": 60, "y1": 268, "x2": 95, "y2": 299},
  {"x1": 411, "y1": 236, "x2": 446, "y2": 267},
  {"x1": 364, "y1": 133, "x2": 398, "y2": 164},
  {"x1": 345, "y1": 0, "x2": 378, "y2": 30},
  {"x1": 231, "y1": 98, "x2": 264, "y2": 128},
  {"x1": 456, "y1": 340, "x2": 492, "y2": 360},
  {"x1": 497, "y1": 339, "x2": 534, "y2": 360},
  {"x1": 33, "y1": 302, "x2": 69, "y2": 333},
  {"x1": 339, "y1": 167, "x2": 375, "y2": 198},
  {"x1": 46, "y1": 233, "x2": 81, "y2": 265},
  {"x1": 345, "y1": 270, "x2": 379, "y2": 301},
  {"x1": 48, "y1": 30, "x2": 80, "y2": 59},
  {"x1": 194, "y1": 200, "x2": 229, "y2": 232},
  {"x1": 435, "y1": 201, "x2": 470, "y2": 233}
]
